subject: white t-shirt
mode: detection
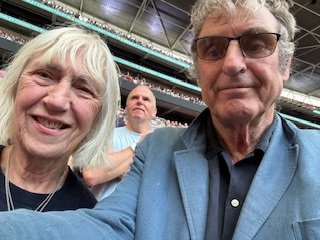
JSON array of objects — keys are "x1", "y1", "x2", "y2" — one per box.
[{"x1": 90, "y1": 127, "x2": 142, "y2": 201}]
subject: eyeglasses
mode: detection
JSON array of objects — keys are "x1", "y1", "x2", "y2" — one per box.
[{"x1": 192, "y1": 32, "x2": 281, "y2": 61}]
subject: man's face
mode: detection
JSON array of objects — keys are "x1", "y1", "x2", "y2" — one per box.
[
  {"x1": 13, "y1": 54, "x2": 101, "y2": 160},
  {"x1": 196, "y1": 6, "x2": 291, "y2": 126},
  {"x1": 125, "y1": 86, "x2": 157, "y2": 122}
]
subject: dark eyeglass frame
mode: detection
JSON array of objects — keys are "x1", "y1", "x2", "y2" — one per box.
[{"x1": 192, "y1": 32, "x2": 281, "y2": 61}]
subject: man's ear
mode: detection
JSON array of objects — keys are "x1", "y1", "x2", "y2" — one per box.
[
  {"x1": 197, "y1": 78, "x2": 202, "y2": 87},
  {"x1": 152, "y1": 107, "x2": 157, "y2": 119},
  {"x1": 282, "y1": 54, "x2": 293, "y2": 83}
]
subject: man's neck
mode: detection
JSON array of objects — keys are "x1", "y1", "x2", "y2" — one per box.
[
  {"x1": 211, "y1": 112, "x2": 274, "y2": 164},
  {"x1": 126, "y1": 121, "x2": 152, "y2": 134}
]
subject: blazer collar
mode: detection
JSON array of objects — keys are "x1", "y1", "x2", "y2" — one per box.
[
  {"x1": 174, "y1": 109, "x2": 211, "y2": 240},
  {"x1": 174, "y1": 149, "x2": 209, "y2": 240},
  {"x1": 181, "y1": 108, "x2": 211, "y2": 149}
]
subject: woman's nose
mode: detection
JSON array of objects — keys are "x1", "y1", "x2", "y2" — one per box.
[{"x1": 43, "y1": 81, "x2": 72, "y2": 112}]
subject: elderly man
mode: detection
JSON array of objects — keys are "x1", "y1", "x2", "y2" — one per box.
[{"x1": 0, "y1": 0, "x2": 320, "y2": 239}]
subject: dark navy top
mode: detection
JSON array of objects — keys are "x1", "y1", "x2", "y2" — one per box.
[
  {"x1": 204, "y1": 116, "x2": 277, "y2": 240},
  {"x1": 0, "y1": 145, "x2": 96, "y2": 211}
]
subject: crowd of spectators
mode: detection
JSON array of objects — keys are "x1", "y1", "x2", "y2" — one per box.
[
  {"x1": 0, "y1": 29, "x2": 27, "y2": 45},
  {"x1": 153, "y1": 118, "x2": 189, "y2": 128},
  {"x1": 40, "y1": 0, "x2": 192, "y2": 65},
  {"x1": 120, "y1": 72, "x2": 206, "y2": 106},
  {"x1": 116, "y1": 107, "x2": 189, "y2": 129}
]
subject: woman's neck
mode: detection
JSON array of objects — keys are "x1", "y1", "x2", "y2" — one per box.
[{"x1": 1, "y1": 145, "x2": 68, "y2": 194}]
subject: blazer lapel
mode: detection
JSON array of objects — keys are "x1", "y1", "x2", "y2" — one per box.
[
  {"x1": 233, "y1": 120, "x2": 299, "y2": 240},
  {"x1": 175, "y1": 148, "x2": 209, "y2": 240}
]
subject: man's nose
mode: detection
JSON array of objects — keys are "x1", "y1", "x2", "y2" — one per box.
[
  {"x1": 221, "y1": 42, "x2": 247, "y2": 76},
  {"x1": 136, "y1": 96, "x2": 143, "y2": 104}
]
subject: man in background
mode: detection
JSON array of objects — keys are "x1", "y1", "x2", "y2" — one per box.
[{"x1": 82, "y1": 85, "x2": 157, "y2": 200}]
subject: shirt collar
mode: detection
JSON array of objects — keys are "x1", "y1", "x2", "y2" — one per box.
[{"x1": 205, "y1": 114, "x2": 278, "y2": 160}]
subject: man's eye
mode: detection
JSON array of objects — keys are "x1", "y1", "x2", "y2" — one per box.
[
  {"x1": 246, "y1": 41, "x2": 266, "y2": 52},
  {"x1": 206, "y1": 46, "x2": 221, "y2": 58}
]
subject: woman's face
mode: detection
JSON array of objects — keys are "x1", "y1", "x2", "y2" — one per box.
[{"x1": 12, "y1": 53, "x2": 102, "y2": 160}]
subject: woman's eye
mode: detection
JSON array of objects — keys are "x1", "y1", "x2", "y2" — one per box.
[
  {"x1": 36, "y1": 71, "x2": 51, "y2": 78},
  {"x1": 33, "y1": 70, "x2": 56, "y2": 85},
  {"x1": 80, "y1": 87, "x2": 92, "y2": 94},
  {"x1": 76, "y1": 85, "x2": 95, "y2": 97}
]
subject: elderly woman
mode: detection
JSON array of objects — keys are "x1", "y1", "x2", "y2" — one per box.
[{"x1": 0, "y1": 26, "x2": 120, "y2": 211}]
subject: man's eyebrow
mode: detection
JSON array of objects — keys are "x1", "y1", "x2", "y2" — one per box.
[
  {"x1": 242, "y1": 27, "x2": 273, "y2": 35},
  {"x1": 129, "y1": 94, "x2": 138, "y2": 98}
]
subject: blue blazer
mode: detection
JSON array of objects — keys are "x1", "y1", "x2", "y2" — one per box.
[{"x1": 0, "y1": 109, "x2": 320, "y2": 240}]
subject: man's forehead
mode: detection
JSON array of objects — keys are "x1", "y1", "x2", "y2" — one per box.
[{"x1": 130, "y1": 86, "x2": 153, "y2": 97}]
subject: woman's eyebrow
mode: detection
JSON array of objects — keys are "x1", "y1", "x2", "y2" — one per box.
[{"x1": 73, "y1": 74, "x2": 94, "y2": 84}]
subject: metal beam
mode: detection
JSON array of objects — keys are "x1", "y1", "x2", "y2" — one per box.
[
  {"x1": 160, "y1": 0, "x2": 191, "y2": 15},
  {"x1": 150, "y1": 0, "x2": 171, "y2": 48},
  {"x1": 171, "y1": 23, "x2": 191, "y2": 50},
  {"x1": 80, "y1": 0, "x2": 84, "y2": 13},
  {"x1": 129, "y1": 0, "x2": 150, "y2": 33},
  {"x1": 293, "y1": 1, "x2": 320, "y2": 16},
  {"x1": 295, "y1": 25, "x2": 320, "y2": 43}
]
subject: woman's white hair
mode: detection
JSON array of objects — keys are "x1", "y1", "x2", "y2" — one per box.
[
  {"x1": 0, "y1": 26, "x2": 120, "y2": 167},
  {"x1": 189, "y1": 0, "x2": 297, "y2": 81}
]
